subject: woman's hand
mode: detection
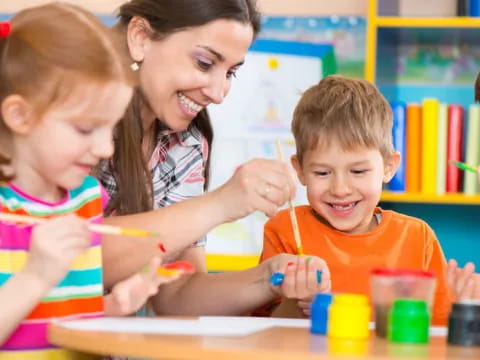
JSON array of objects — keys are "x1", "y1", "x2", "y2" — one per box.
[{"x1": 215, "y1": 159, "x2": 296, "y2": 221}]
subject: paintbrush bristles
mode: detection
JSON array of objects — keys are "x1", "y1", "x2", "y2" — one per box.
[{"x1": 275, "y1": 140, "x2": 304, "y2": 256}]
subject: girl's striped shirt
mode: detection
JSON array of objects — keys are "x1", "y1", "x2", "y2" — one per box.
[{"x1": 0, "y1": 176, "x2": 105, "y2": 360}]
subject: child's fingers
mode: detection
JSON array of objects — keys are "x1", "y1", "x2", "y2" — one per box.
[
  {"x1": 154, "y1": 271, "x2": 181, "y2": 287},
  {"x1": 458, "y1": 278, "x2": 476, "y2": 301},
  {"x1": 297, "y1": 300, "x2": 311, "y2": 316},
  {"x1": 149, "y1": 256, "x2": 163, "y2": 278},
  {"x1": 308, "y1": 257, "x2": 331, "y2": 293},
  {"x1": 280, "y1": 262, "x2": 297, "y2": 298},
  {"x1": 455, "y1": 262, "x2": 476, "y2": 297},
  {"x1": 473, "y1": 274, "x2": 480, "y2": 300},
  {"x1": 297, "y1": 300, "x2": 311, "y2": 310},
  {"x1": 305, "y1": 257, "x2": 319, "y2": 292},
  {"x1": 294, "y1": 257, "x2": 308, "y2": 296},
  {"x1": 112, "y1": 285, "x2": 130, "y2": 314},
  {"x1": 446, "y1": 259, "x2": 458, "y2": 288},
  {"x1": 141, "y1": 256, "x2": 162, "y2": 281}
]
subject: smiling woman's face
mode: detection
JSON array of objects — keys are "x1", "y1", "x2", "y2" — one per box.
[{"x1": 135, "y1": 19, "x2": 254, "y2": 131}]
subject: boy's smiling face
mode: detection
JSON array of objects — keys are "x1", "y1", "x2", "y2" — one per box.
[{"x1": 292, "y1": 141, "x2": 399, "y2": 235}]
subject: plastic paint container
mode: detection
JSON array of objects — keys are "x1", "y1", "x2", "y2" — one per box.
[
  {"x1": 328, "y1": 294, "x2": 370, "y2": 340},
  {"x1": 388, "y1": 299, "x2": 429, "y2": 343},
  {"x1": 448, "y1": 300, "x2": 480, "y2": 346},
  {"x1": 310, "y1": 293, "x2": 333, "y2": 335},
  {"x1": 371, "y1": 268, "x2": 435, "y2": 338}
]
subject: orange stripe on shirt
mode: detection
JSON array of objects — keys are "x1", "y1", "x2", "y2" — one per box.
[
  {"x1": 26, "y1": 296, "x2": 103, "y2": 320},
  {"x1": 1, "y1": 197, "x2": 101, "y2": 220}
]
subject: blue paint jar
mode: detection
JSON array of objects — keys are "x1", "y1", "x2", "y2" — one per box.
[{"x1": 311, "y1": 293, "x2": 333, "y2": 335}]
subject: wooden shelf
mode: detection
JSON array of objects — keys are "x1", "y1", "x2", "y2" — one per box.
[
  {"x1": 380, "y1": 191, "x2": 480, "y2": 204},
  {"x1": 375, "y1": 17, "x2": 480, "y2": 28}
]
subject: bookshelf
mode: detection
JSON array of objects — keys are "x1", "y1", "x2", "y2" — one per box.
[
  {"x1": 381, "y1": 191, "x2": 480, "y2": 204},
  {"x1": 366, "y1": 0, "x2": 480, "y2": 265},
  {"x1": 367, "y1": 0, "x2": 480, "y2": 205},
  {"x1": 365, "y1": 0, "x2": 480, "y2": 82}
]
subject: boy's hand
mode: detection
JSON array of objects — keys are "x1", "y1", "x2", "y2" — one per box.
[
  {"x1": 447, "y1": 259, "x2": 480, "y2": 300},
  {"x1": 217, "y1": 159, "x2": 296, "y2": 220},
  {"x1": 24, "y1": 214, "x2": 90, "y2": 289},
  {"x1": 105, "y1": 257, "x2": 184, "y2": 316},
  {"x1": 267, "y1": 254, "x2": 331, "y2": 316}
]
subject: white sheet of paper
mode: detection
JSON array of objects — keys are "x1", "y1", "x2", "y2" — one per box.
[
  {"x1": 369, "y1": 322, "x2": 447, "y2": 337},
  {"x1": 57, "y1": 316, "x2": 310, "y2": 337},
  {"x1": 58, "y1": 316, "x2": 447, "y2": 338},
  {"x1": 429, "y1": 326, "x2": 448, "y2": 337}
]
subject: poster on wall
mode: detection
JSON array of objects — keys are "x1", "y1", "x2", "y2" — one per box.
[
  {"x1": 207, "y1": 39, "x2": 334, "y2": 255},
  {"x1": 204, "y1": 16, "x2": 368, "y2": 256}
]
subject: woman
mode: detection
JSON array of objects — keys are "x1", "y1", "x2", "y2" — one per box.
[{"x1": 98, "y1": 0, "x2": 329, "y2": 316}]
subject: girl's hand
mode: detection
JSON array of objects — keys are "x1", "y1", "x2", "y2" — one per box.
[
  {"x1": 24, "y1": 214, "x2": 91, "y2": 288},
  {"x1": 105, "y1": 257, "x2": 185, "y2": 316},
  {"x1": 266, "y1": 253, "x2": 331, "y2": 315},
  {"x1": 216, "y1": 159, "x2": 296, "y2": 220},
  {"x1": 447, "y1": 259, "x2": 480, "y2": 300}
]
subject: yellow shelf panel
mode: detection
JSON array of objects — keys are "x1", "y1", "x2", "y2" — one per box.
[
  {"x1": 381, "y1": 191, "x2": 480, "y2": 204},
  {"x1": 206, "y1": 254, "x2": 259, "y2": 272},
  {"x1": 375, "y1": 17, "x2": 480, "y2": 28}
]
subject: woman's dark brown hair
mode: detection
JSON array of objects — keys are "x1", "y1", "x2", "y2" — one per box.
[{"x1": 104, "y1": 0, "x2": 261, "y2": 215}]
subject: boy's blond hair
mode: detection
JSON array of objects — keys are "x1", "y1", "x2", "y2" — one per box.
[{"x1": 291, "y1": 75, "x2": 394, "y2": 164}]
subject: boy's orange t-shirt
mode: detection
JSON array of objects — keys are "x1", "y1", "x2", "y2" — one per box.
[{"x1": 260, "y1": 206, "x2": 454, "y2": 325}]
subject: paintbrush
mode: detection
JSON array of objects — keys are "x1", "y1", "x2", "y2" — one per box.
[
  {"x1": 275, "y1": 140, "x2": 304, "y2": 256},
  {"x1": 0, "y1": 213, "x2": 166, "y2": 251},
  {"x1": 449, "y1": 160, "x2": 478, "y2": 173}
]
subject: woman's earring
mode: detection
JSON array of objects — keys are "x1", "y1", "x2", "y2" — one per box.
[{"x1": 130, "y1": 61, "x2": 140, "y2": 72}]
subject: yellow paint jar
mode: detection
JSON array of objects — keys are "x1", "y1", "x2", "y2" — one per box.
[{"x1": 327, "y1": 294, "x2": 370, "y2": 340}]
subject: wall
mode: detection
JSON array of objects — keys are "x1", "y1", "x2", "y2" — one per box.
[
  {"x1": 0, "y1": 1, "x2": 459, "y2": 18},
  {"x1": 0, "y1": 0, "x2": 367, "y2": 15}
]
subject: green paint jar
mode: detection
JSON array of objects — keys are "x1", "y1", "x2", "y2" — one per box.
[{"x1": 388, "y1": 299, "x2": 430, "y2": 343}]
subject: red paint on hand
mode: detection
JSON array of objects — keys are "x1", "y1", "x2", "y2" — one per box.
[
  {"x1": 158, "y1": 243, "x2": 166, "y2": 253},
  {"x1": 164, "y1": 261, "x2": 195, "y2": 274}
]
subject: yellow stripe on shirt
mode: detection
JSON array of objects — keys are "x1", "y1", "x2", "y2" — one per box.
[{"x1": 0, "y1": 246, "x2": 101, "y2": 273}]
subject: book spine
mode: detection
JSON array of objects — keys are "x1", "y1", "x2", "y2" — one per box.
[
  {"x1": 446, "y1": 105, "x2": 464, "y2": 193},
  {"x1": 421, "y1": 98, "x2": 439, "y2": 194},
  {"x1": 464, "y1": 104, "x2": 480, "y2": 194},
  {"x1": 436, "y1": 104, "x2": 448, "y2": 195},
  {"x1": 390, "y1": 102, "x2": 407, "y2": 192},
  {"x1": 406, "y1": 104, "x2": 422, "y2": 193}
]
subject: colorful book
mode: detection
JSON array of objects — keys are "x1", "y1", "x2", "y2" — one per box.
[
  {"x1": 446, "y1": 105, "x2": 464, "y2": 193},
  {"x1": 390, "y1": 102, "x2": 406, "y2": 192},
  {"x1": 464, "y1": 104, "x2": 480, "y2": 195},
  {"x1": 470, "y1": 0, "x2": 480, "y2": 16},
  {"x1": 436, "y1": 104, "x2": 448, "y2": 195},
  {"x1": 406, "y1": 104, "x2": 422, "y2": 193},
  {"x1": 421, "y1": 98, "x2": 439, "y2": 194}
]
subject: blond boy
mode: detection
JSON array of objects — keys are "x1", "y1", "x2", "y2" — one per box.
[{"x1": 261, "y1": 75, "x2": 454, "y2": 324}]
